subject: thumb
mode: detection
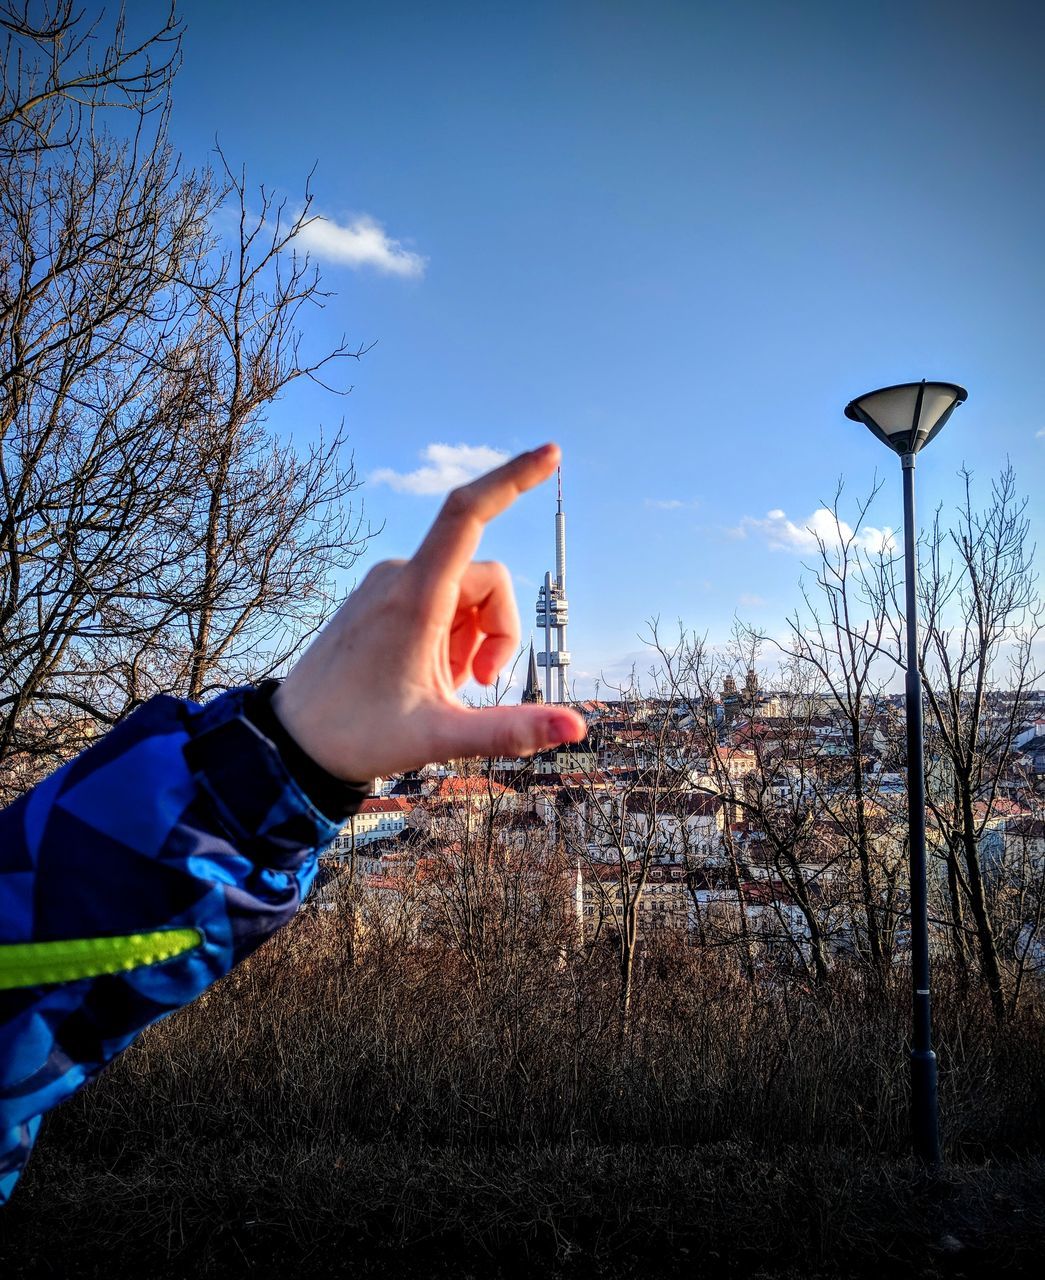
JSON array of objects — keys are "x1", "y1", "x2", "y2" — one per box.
[{"x1": 436, "y1": 704, "x2": 587, "y2": 762}]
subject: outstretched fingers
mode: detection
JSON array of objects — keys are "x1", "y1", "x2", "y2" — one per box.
[{"x1": 410, "y1": 444, "x2": 561, "y2": 590}]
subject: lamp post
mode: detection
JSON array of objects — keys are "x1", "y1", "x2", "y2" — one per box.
[{"x1": 843, "y1": 380, "x2": 967, "y2": 1166}]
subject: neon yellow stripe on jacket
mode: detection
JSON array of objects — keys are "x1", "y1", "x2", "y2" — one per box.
[{"x1": 0, "y1": 928, "x2": 203, "y2": 990}]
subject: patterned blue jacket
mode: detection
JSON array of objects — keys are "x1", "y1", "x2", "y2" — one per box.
[{"x1": 0, "y1": 686, "x2": 360, "y2": 1204}]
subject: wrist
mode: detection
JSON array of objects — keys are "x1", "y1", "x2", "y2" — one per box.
[{"x1": 246, "y1": 680, "x2": 372, "y2": 821}]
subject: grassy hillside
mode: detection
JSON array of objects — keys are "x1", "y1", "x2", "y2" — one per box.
[{"x1": 2, "y1": 910, "x2": 1043, "y2": 1277}]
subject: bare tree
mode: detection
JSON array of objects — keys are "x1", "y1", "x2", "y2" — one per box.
[
  {"x1": 408, "y1": 754, "x2": 569, "y2": 993},
  {"x1": 0, "y1": 5, "x2": 370, "y2": 798},
  {"x1": 1, "y1": 2, "x2": 181, "y2": 156},
  {"x1": 992, "y1": 787, "x2": 1045, "y2": 1018},
  {"x1": 560, "y1": 654, "x2": 686, "y2": 1022},
  {"x1": 774, "y1": 482, "x2": 907, "y2": 988},
  {"x1": 115, "y1": 162, "x2": 370, "y2": 706},
  {"x1": 917, "y1": 466, "x2": 1043, "y2": 1023},
  {"x1": 663, "y1": 634, "x2": 828, "y2": 983},
  {"x1": 655, "y1": 633, "x2": 759, "y2": 981},
  {"x1": 0, "y1": 38, "x2": 211, "y2": 782},
  {"x1": 563, "y1": 627, "x2": 762, "y2": 1019}
]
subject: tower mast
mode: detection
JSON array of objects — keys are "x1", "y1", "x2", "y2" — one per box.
[
  {"x1": 536, "y1": 466, "x2": 571, "y2": 703},
  {"x1": 555, "y1": 466, "x2": 566, "y2": 591}
]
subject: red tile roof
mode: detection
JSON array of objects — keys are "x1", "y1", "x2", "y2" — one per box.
[
  {"x1": 358, "y1": 797, "x2": 411, "y2": 815},
  {"x1": 428, "y1": 776, "x2": 508, "y2": 798}
]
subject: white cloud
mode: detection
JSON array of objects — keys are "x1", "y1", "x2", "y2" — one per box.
[
  {"x1": 644, "y1": 497, "x2": 699, "y2": 511},
  {"x1": 1036, "y1": 428, "x2": 1045, "y2": 439},
  {"x1": 371, "y1": 443, "x2": 509, "y2": 495},
  {"x1": 292, "y1": 214, "x2": 426, "y2": 277},
  {"x1": 735, "y1": 507, "x2": 896, "y2": 555},
  {"x1": 738, "y1": 593, "x2": 767, "y2": 607}
]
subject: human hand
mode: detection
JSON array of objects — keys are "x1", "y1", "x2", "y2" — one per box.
[{"x1": 271, "y1": 443, "x2": 587, "y2": 781}]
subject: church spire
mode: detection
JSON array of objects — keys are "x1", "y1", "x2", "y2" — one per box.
[{"x1": 522, "y1": 639, "x2": 544, "y2": 704}]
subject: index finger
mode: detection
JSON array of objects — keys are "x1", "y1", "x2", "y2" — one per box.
[{"x1": 409, "y1": 443, "x2": 561, "y2": 585}]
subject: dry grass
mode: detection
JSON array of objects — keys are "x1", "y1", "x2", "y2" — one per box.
[{"x1": 2, "y1": 908, "x2": 1043, "y2": 1277}]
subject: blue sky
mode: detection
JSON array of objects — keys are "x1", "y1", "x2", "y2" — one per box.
[{"x1": 170, "y1": 0, "x2": 1044, "y2": 695}]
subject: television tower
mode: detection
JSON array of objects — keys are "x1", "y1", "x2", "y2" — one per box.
[{"x1": 536, "y1": 466, "x2": 571, "y2": 703}]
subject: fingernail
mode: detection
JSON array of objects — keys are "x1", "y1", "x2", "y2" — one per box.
[{"x1": 546, "y1": 713, "x2": 581, "y2": 744}]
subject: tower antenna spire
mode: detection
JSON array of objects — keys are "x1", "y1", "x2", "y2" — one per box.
[{"x1": 536, "y1": 463, "x2": 571, "y2": 703}]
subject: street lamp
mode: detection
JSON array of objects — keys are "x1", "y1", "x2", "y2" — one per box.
[{"x1": 844, "y1": 379, "x2": 967, "y2": 1166}]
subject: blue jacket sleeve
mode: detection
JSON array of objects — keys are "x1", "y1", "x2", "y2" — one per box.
[{"x1": 0, "y1": 687, "x2": 351, "y2": 1204}]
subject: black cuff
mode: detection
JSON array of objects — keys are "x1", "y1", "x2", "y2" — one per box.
[{"x1": 242, "y1": 680, "x2": 372, "y2": 824}]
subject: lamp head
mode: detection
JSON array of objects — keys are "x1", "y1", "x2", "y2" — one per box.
[{"x1": 844, "y1": 380, "x2": 967, "y2": 456}]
